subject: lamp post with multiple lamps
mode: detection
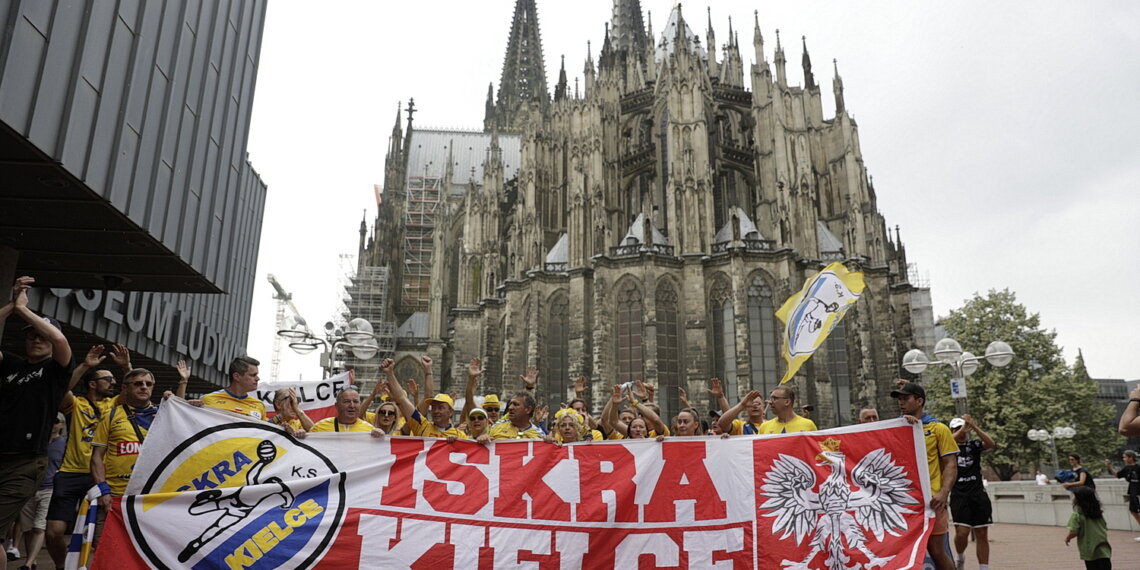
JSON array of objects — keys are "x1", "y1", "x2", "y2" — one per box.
[
  {"x1": 277, "y1": 317, "x2": 379, "y2": 378},
  {"x1": 902, "y1": 338, "x2": 1015, "y2": 416},
  {"x1": 1028, "y1": 426, "x2": 1076, "y2": 477}
]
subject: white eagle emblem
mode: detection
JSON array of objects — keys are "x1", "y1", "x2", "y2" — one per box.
[{"x1": 760, "y1": 437, "x2": 920, "y2": 569}]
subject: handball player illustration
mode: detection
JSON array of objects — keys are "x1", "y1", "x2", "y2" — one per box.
[{"x1": 177, "y1": 440, "x2": 295, "y2": 563}]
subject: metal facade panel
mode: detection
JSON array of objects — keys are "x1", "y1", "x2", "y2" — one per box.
[
  {"x1": 0, "y1": 11, "x2": 46, "y2": 130},
  {"x1": 1, "y1": 0, "x2": 268, "y2": 291}
]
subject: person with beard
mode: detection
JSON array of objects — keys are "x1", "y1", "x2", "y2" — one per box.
[
  {"x1": 45, "y1": 345, "x2": 129, "y2": 568},
  {"x1": 1, "y1": 276, "x2": 74, "y2": 570}
]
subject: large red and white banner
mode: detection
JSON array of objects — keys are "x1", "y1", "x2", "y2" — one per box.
[{"x1": 93, "y1": 399, "x2": 933, "y2": 569}]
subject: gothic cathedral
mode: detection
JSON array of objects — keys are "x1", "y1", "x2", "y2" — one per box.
[{"x1": 358, "y1": 0, "x2": 921, "y2": 428}]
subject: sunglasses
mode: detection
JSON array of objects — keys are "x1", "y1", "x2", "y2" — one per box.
[
  {"x1": 376, "y1": 410, "x2": 397, "y2": 417},
  {"x1": 127, "y1": 381, "x2": 155, "y2": 387},
  {"x1": 94, "y1": 376, "x2": 116, "y2": 382}
]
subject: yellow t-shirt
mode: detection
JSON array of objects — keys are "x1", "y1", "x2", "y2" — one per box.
[
  {"x1": 60, "y1": 395, "x2": 117, "y2": 473},
  {"x1": 91, "y1": 404, "x2": 156, "y2": 495},
  {"x1": 729, "y1": 419, "x2": 766, "y2": 435},
  {"x1": 922, "y1": 418, "x2": 960, "y2": 494},
  {"x1": 488, "y1": 419, "x2": 543, "y2": 440},
  {"x1": 309, "y1": 417, "x2": 375, "y2": 433},
  {"x1": 757, "y1": 415, "x2": 817, "y2": 435},
  {"x1": 269, "y1": 415, "x2": 303, "y2": 432},
  {"x1": 201, "y1": 390, "x2": 267, "y2": 420},
  {"x1": 406, "y1": 411, "x2": 468, "y2": 439}
]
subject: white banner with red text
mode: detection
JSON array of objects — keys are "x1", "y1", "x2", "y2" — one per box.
[
  {"x1": 254, "y1": 370, "x2": 353, "y2": 422},
  {"x1": 93, "y1": 398, "x2": 934, "y2": 569}
]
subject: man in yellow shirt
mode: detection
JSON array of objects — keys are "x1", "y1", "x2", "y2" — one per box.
[
  {"x1": 381, "y1": 358, "x2": 468, "y2": 440},
  {"x1": 753, "y1": 386, "x2": 817, "y2": 434},
  {"x1": 46, "y1": 345, "x2": 128, "y2": 567},
  {"x1": 200, "y1": 356, "x2": 266, "y2": 420},
  {"x1": 893, "y1": 381, "x2": 958, "y2": 570},
  {"x1": 91, "y1": 369, "x2": 158, "y2": 506},
  {"x1": 307, "y1": 387, "x2": 381, "y2": 434},
  {"x1": 484, "y1": 392, "x2": 543, "y2": 441}
]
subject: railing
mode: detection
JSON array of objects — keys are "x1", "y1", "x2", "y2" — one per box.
[
  {"x1": 610, "y1": 243, "x2": 675, "y2": 258},
  {"x1": 712, "y1": 239, "x2": 775, "y2": 253}
]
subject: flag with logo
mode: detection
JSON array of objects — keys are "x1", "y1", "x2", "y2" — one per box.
[{"x1": 775, "y1": 261, "x2": 865, "y2": 383}]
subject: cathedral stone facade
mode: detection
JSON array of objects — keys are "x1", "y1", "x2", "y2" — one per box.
[{"x1": 358, "y1": 0, "x2": 919, "y2": 428}]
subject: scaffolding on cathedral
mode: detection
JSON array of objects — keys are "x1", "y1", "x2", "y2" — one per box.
[
  {"x1": 403, "y1": 174, "x2": 441, "y2": 312},
  {"x1": 342, "y1": 264, "x2": 397, "y2": 384}
]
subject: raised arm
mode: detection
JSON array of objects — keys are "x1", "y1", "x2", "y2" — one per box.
[
  {"x1": 380, "y1": 358, "x2": 417, "y2": 419},
  {"x1": 678, "y1": 387, "x2": 692, "y2": 410},
  {"x1": 965, "y1": 415, "x2": 995, "y2": 451},
  {"x1": 288, "y1": 389, "x2": 314, "y2": 431},
  {"x1": 70, "y1": 345, "x2": 107, "y2": 390},
  {"x1": 520, "y1": 365, "x2": 538, "y2": 393},
  {"x1": 175, "y1": 359, "x2": 191, "y2": 399},
  {"x1": 109, "y1": 343, "x2": 132, "y2": 373},
  {"x1": 707, "y1": 377, "x2": 731, "y2": 414},
  {"x1": 462, "y1": 357, "x2": 486, "y2": 422},
  {"x1": 601, "y1": 385, "x2": 626, "y2": 435},
  {"x1": 11, "y1": 276, "x2": 71, "y2": 366},
  {"x1": 718, "y1": 389, "x2": 760, "y2": 434},
  {"x1": 360, "y1": 377, "x2": 385, "y2": 415}
]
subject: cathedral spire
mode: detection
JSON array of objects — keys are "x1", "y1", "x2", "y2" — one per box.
[
  {"x1": 555, "y1": 55, "x2": 568, "y2": 101},
  {"x1": 832, "y1": 58, "x2": 846, "y2": 115},
  {"x1": 610, "y1": 0, "x2": 647, "y2": 56},
  {"x1": 774, "y1": 29, "x2": 787, "y2": 86},
  {"x1": 491, "y1": 0, "x2": 550, "y2": 132},
  {"x1": 752, "y1": 10, "x2": 766, "y2": 64},
  {"x1": 802, "y1": 36, "x2": 815, "y2": 89},
  {"x1": 583, "y1": 40, "x2": 595, "y2": 94},
  {"x1": 706, "y1": 7, "x2": 718, "y2": 72}
]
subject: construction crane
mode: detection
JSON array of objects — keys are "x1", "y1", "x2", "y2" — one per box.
[{"x1": 267, "y1": 274, "x2": 314, "y2": 382}]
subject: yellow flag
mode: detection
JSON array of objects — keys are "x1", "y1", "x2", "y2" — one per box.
[{"x1": 775, "y1": 262, "x2": 865, "y2": 384}]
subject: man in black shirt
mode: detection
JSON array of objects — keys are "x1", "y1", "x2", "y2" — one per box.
[
  {"x1": 1106, "y1": 449, "x2": 1140, "y2": 541},
  {"x1": 950, "y1": 415, "x2": 995, "y2": 570},
  {"x1": 0, "y1": 276, "x2": 74, "y2": 570}
]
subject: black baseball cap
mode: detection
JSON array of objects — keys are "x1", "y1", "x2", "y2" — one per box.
[
  {"x1": 22, "y1": 316, "x2": 63, "y2": 332},
  {"x1": 890, "y1": 382, "x2": 926, "y2": 399}
]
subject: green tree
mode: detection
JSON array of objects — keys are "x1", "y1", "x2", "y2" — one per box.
[{"x1": 920, "y1": 289, "x2": 1120, "y2": 480}]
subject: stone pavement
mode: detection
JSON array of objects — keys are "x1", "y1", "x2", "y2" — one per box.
[
  {"x1": 13, "y1": 522, "x2": 1140, "y2": 568},
  {"x1": 950, "y1": 522, "x2": 1140, "y2": 569}
]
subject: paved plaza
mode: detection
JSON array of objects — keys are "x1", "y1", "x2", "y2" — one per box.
[{"x1": 13, "y1": 522, "x2": 1138, "y2": 569}]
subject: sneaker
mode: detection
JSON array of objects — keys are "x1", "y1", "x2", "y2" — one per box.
[
  {"x1": 5, "y1": 544, "x2": 20, "y2": 561},
  {"x1": 1133, "y1": 535, "x2": 1140, "y2": 542}
]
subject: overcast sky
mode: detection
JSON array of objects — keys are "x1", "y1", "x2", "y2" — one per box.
[{"x1": 245, "y1": 1, "x2": 1140, "y2": 384}]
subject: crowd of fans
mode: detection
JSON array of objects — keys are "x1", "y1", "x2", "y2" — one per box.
[{"x1": 7, "y1": 273, "x2": 1138, "y2": 570}]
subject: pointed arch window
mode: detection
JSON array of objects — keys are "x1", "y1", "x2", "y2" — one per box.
[
  {"x1": 825, "y1": 320, "x2": 851, "y2": 425},
  {"x1": 545, "y1": 292, "x2": 569, "y2": 410},
  {"x1": 747, "y1": 275, "x2": 780, "y2": 398},
  {"x1": 616, "y1": 281, "x2": 644, "y2": 385},
  {"x1": 710, "y1": 279, "x2": 737, "y2": 397},
  {"x1": 656, "y1": 281, "x2": 681, "y2": 420}
]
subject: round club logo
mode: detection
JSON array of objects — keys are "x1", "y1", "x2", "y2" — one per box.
[{"x1": 125, "y1": 423, "x2": 345, "y2": 569}]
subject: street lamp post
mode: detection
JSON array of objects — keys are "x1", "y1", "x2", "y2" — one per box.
[
  {"x1": 278, "y1": 317, "x2": 379, "y2": 378},
  {"x1": 902, "y1": 338, "x2": 1014, "y2": 416},
  {"x1": 1028, "y1": 426, "x2": 1076, "y2": 477}
]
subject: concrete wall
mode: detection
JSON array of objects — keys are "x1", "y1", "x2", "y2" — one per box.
[{"x1": 986, "y1": 480, "x2": 1139, "y2": 531}]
